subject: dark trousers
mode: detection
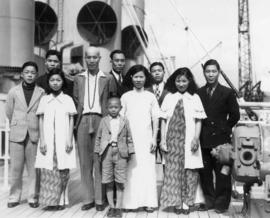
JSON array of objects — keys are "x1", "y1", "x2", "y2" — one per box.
[
  {"x1": 199, "y1": 148, "x2": 232, "y2": 210},
  {"x1": 77, "y1": 114, "x2": 105, "y2": 205}
]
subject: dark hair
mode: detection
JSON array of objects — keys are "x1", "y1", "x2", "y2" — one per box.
[
  {"x1": 165, "y1": 67, "x2": 198, "y2": 94},
  {"x1": 110, "y1": 50, "x2": 125, "y2": 60},
  {"x1": 108, "y1": 96, "x2": 121, "y2": 106},
  {"x1": 46, "y1": 68, "x2": 67, "y2": 93},
  {"x1": 203, "y1": 59, "x2": 220, "y2": 72},
  {"x1": 45, "y1": 50, "x2": 62, "y2": 62},
  {"x1": 21, "y1": 61, "x2": 38, "y2": 72},
  {"x1": 122, "y1": 65, "x2": 153, "y2": 90},
  {"x1": 150, "y1": 62, "x2": 164, "y2": 72}
]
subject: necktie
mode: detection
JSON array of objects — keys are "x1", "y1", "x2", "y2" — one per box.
[
  {"x1": 207, "y1": 86, "x2": 213, "y2": 100},
  {"x1": 155, "y1": 85, "x2": 160, "y2": 99}
]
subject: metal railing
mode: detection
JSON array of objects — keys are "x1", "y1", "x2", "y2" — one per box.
[
  {"x1": 0, "y1": 118, "x2": 10, "y2": 190},
  {"x1": 0, "y1": 95, "x2": 9, "y2": 190}
]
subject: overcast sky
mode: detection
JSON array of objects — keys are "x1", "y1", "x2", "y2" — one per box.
[{"x1": 145, "y1": 0, "x2": 270, "y2": 88}]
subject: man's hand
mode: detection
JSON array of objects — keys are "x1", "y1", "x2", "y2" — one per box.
[{"x1": 150, "y1": 138, "x2": 157, "y2": 153}]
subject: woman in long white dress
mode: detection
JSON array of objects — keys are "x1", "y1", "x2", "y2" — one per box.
[{"x1": 121, "y1": 65, "x2": 160, "y2": 212}]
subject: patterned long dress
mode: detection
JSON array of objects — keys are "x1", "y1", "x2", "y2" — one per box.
[{"x1": 160, "y1": 99, "x2": 199, "y2": 207}]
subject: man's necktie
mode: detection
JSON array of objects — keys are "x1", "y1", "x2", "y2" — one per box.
[
  {"x1": 155, "y1": 85, "x2": 160, "y2": 99},
  {"x1": 207, "y1": 86, "x2": 213, "y2": 100}
]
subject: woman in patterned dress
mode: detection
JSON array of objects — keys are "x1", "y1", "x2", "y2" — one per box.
[
  {"x1": 35, "y1": 69, "x2": 77, "y2": 210},
  {"x1": 159, "y1": 68, "x2": 206, "y2": 214}
]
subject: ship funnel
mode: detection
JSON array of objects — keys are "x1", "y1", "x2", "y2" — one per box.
[
  {"x1": 77, "y1": 1, "x2": 117, "y2": 46},
  {"x1": 35, "y1": 1, "x2": 58, "y2": 45},
  {"x1": 121, "y1": 25, "x2": 148, "y2": 59}
]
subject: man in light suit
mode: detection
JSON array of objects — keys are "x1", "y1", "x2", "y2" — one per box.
[
  {"x1": 5, "y1": 61, "x2": 44, "y2": 208},
  {"x1": 197, "y1": 59, "x2": 240, "y2": 214},
  {"x1": 73, "y1": 46, "x2": 115, "y2": 211},
  {"x1": 148, "y1": 62, "x2": 169, "y2": 163}
]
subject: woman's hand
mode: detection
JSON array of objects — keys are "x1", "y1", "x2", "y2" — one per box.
[
  {"x1": 160, "y1": 139, "x2": 168, "y2": 152},
  {"x1": 40, "y1": 141, "x2": 47, "y2": 155},
  {"x1": 66, "y1": 140, "x2": 73, "y2": 154},
  {"x1": 191, "y1": 137, "x2": 199, "y2": 153},
  {"x1": 150, "y1": 138, "x2": 157, "y2": 153}
]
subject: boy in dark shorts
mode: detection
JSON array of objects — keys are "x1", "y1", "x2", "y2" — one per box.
[{"x1": 95, "y1": 97, "x2": 134, "y2": 217}]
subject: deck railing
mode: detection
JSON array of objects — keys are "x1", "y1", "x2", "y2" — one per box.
[{"x1": 0, "y1": 95, "x2": 9, "y2": 190}]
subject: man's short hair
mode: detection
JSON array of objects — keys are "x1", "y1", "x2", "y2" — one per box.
[
  {"x1": 110, "y1": 50, "x2": 125, "y2": 60},
  {"x1": 21, "y1": 61, "x2": 38, "y2": 72},
  {"x1": 203, "y1": 59, "x2": 220, "y2": 72},
  {"x1": 150, "y1": 62, "x2": 164, "y2": 72},
  {"x1": 45, "y1": 50, "x2": 62, "y2": 62}
]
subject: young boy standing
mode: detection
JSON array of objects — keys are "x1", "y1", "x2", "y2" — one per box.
[
  {"x1": 5, "y1": 61, "x2": 44, "y2": 208},
  {"x1": 95, "y1": 97, "x2": 134, "y2": 217}
]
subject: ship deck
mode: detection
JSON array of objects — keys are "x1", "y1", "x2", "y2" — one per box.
[{"x1": 0, "y1": 164, "x2": 244, "y2": 218}]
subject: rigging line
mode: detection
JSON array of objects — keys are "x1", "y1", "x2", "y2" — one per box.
[
  {"x1": 190, "y1": 41, "x2": 223, "y2": 69},
  {"x1": 123, "y1": 2, "x2": 151, "y2": 64},
  {"x1": 148, "y1": 25, "x2": 171, "y2": 74},
  {"x1": 125, "y1": 0, "x2": 148, "y2": 48},
  {"x1": 168, "y1": 0, "x2": 211, "y2": 58}
]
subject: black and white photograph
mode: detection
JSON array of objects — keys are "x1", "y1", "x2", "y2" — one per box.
[{"x1": 0, "y1": 0, "x2": 270, "y2": 217}]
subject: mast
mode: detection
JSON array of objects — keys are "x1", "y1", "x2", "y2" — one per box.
[{"x1": 238, "y1": 0, "x2": 253, "y2": 94}]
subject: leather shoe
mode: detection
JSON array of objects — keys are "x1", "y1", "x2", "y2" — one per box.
[
  {"x1": 29, "y1": 202, "x2": 39, "y2": 208},
  {"x1": 96, "y1": 204, "x2": 105, "y2": 211},
  {"x1": 144, "y1": 207, "x2": 154, "y2": 213},
  {"x1": 43, "y1": 206, "x2": 58, "y2": 211},
  {"x1": 115, "y1": 208, "x2": 123, "y2": 218},
  {"x1": 7, "y1": 202, "x2": 19, "y2": 208},
  {"x1": 106, "y1": 207, "x2": 115, "y2": 217},
  {"x1": 57, "y1": 205, "x2": 65, "y2": 210},
  {"x1": 81, "y1": 202, "x2": 95, "y2": 211},
  {"x1": 174, "y1": 208, "x2": 182, "y2": 214},
  {"x1": 215, "y1": 208, "x2": 227, "y2": 214},
  {"x1": 182, "y1": 209, "x2": 190, "y2": 215},
  {"x1": 197, "y1": 204, "x2": 213, "y2": 211}
]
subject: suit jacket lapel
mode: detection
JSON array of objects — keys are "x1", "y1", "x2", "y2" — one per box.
[
  {"x1": 27, "y1": 86, "x2": 43, "y2": 112},
  {"x1": 17, "y1": 84, "x2": 28, "y2": 110},
  {"x1": 209, "y1": 83, "x2": 221, "y2": 106},
  {"x1": 159, "y1": 89, "x2": 168, "y2": 106},
  {"x1": 99, "y1": 74, "x2": 107, "y2": 97},
  {"x1": 104, "y1": 116, "x2": 111, "y2": 132},
  {"x1": 118, "y1": 116, "x2": 126, "y2": 135},
  {"x1": 79, "y1": 75, "x2": 86, "y2": 106}
]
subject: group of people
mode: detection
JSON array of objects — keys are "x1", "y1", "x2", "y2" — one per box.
[{"x1": 5, "y1": 46, "x2": 240, "y2": 217}]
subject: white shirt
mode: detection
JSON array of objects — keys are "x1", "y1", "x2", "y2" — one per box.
[
  {"x1": 35, "y1": 92, "x2": 77, "y2": 170},
  {"x1": 110, "y1": 115, "x2": 120, "y2": 143},
  {"x1": 83, "y1": 70, "x2": 104, "y2": 114}
]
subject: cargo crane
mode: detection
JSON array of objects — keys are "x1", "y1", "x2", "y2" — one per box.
[{"x1": 238, "y1": 0, "x2": 263, "y2": 101}]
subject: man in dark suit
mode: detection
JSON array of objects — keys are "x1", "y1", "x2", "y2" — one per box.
[
  {"x1": 148, "y1": 62, "x2": 169, "y2": 163},
  {"x1": 36, "y1": 50, "x2": 73, "y2": 97},
  {"x1": 108, "y1": 50, "x2": 126, "y2": 97},
  {"x1": 197, "y1": 59, "x2": 240, "y2": 214}
]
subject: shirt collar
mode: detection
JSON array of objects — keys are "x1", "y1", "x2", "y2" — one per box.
[
  {"x1": 47, "y1": 91, "x2": 65, "y2": 103},
  {"x1": 112, "y1": 70, "x2": 121, "y2": 80},
  {"x1": 175, "y1": 91, "x2": 192, "y2": 99},
  {"x1": 109, "y1": 114, "x2": 120, "y2": 120}
]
